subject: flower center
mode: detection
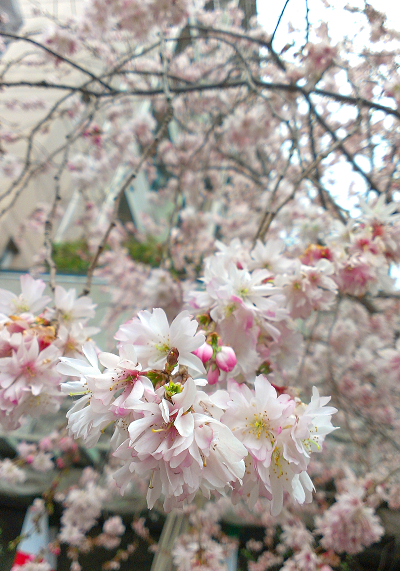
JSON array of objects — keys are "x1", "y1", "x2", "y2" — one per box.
[
  {"x1": 13, "y1": 298, "x2": 30, "y2": 313},
  {"x1": 109, "y1": 371, "x2": 139, "y2": 392},
  {"x1": 165, "y1": 381, "x2": 183, "y2": 398},
  {"x1": 23, "y1": 364, "x2": 36, "y2": 378},
  {"x1": 250, "y1": 414, "x2": 274, "y2": 442},
  {"x1": 238, "y1": 287, "x2": 249, "y2": 298},
  {"x1": 154, "y1": 342, "x2": 170, "y2": 355},
  {"x1": 224, "y1": 302, "x2": 237, "y2": 317}
]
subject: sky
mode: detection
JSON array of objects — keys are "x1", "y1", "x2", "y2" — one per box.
[{"x1": 257, "y1": 0, "x2": 400, "y2": 48}]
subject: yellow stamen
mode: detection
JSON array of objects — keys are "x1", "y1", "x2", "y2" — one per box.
[{"x1": 100, "y1": 421, "x2": 114, "y2": 434}]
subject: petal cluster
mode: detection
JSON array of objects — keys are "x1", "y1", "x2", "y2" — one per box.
[{"x1": 0, "y1": 276, "x2": 97, "y2": 429}]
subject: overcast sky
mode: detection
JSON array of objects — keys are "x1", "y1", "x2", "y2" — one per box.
[{"x1": 257, "y1": 0, "x2": 399, "y2": 50}]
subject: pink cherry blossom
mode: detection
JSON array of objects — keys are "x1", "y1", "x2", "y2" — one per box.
[{"x1": 115, "y1": 308, "x2": 205, "y2": 373}]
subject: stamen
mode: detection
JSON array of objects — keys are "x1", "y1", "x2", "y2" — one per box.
[{"x1": 101, "y1": 421, "x2": 114, "y2": 433}]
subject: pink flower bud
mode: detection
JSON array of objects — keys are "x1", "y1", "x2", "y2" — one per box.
[
  {"x1": 207, "y1": 364, "x2": 219, "y2": 385},
  {"x1": 56, "y1": 458, "x2": 65, "y2": 469},
  {"x1": 39, "y1": 437, "x2": 52, "y2": 451},
  {"x1": 215, "y1": 346, "x2": 237, "y2": 372},
  {"x1": 193, "y1": 342, "x2": 213, "y2": 363}
]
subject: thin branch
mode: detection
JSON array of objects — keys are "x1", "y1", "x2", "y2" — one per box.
[
  {"x1": 253, "y1": 144, "x2": 295, "y2": 244},
  {"x1": 160, "y1": 32, "x2": 172, "y2": 106},
  {"x1": 0, "y1": 99, "x2": 100, "y2": 218},
  {"x1": 189, "y1": 24, "x2": 287, "y2": 71},
  {"x1": 344, "y1": 294, "x2": 379, "y2": 314},
  {"x1": 1, "y1": 77, "x2": 400, "y2": 122},
  {"x1": 44, "y1": 147, "x2": 70, "y2": 292},
  {"x1": 305, "y1": 95, "x2": 382, "y2": 193},
  {"x1": 311, "y1": 86, "x2": 400, "y2": 119},
  {"x1": 0, "y1": 32, "x2": 114, "y2": 92},
  {"x1": 307, "y1": 174, "x2": 348, "y2": 224},
  {"x1": 271, "y1": 0, "x2": 291, "y2": 43},
  {"x1": 307, "y1": 105, "x2": 326, "y2": 208},
  {"x1": 305, "y1": 0, "x2": 310, "y2": 45},
  {"x1": 0, "y1": 90, "x2": 77, "y2": 204},
  {"x1": 254, "y1": 115, "x2": 363, "y2": 240},
  {"x1": 216, "y1": 149, "x2": 263, "y2": 184}
]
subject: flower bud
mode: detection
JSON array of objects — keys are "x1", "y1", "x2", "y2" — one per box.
[
  {"x1": 193, "y1": 342, "x2": 213, "y2": 363},
  {"x1": 166, "y1": 347, "x2": 179, "y2": 368},
  {"x1": 207, "y1": 364, "x2": 219, "y2": 385},
  {"x1": 39, "y1": 437, "x2": 53, "y2": 451},
  {"x1": 216, "y1": 346, "x2": 237, "y2": 372},
  {"x1": 56, "y1": 458, "x2": 65, "y2": 469}
]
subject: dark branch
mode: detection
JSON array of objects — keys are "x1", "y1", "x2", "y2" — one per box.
[
  {"x1": 0, "y1": 32, "x2": 114, "y2": 92},
  {"x1": 271, "y1": 0, "x2": 291, "y2": 43}
]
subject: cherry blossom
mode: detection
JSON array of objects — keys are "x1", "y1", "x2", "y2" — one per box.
[
  {"x1": 0, "y1": 275, "x2": 51, "y2": 317},
  {"x1": 2, "y1": 0, "x2": 400, "y2": 564},
  {"x1": 115, "y1": 308, "x2": 205, "y2": 373},
  {"x1": 315, "y1": 487, "x2": 385, "y2": 554}
]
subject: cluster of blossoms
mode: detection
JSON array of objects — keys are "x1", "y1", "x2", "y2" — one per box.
[
  {"x1": 173, "y1": 535, "x2": 231, "y2": 571},
  {"x1": 0, "y1": 275, "x2": 97, "y2": 429},
  {"x1": 0, "y1": 456, "x2": 26, "y2": 484},
  {"x1": 0, "y1": 431, "x2": 81, "y2": 489},
  {"x1": 4, "y1": 0, "x2": 400, "y2": 565},
  {"x1": 49, "y1": 467, "x2": 140, "y2": 570},
  {"x1": 315, "y1": 486, "x2": 385, "y2": 555},
  {"x1": 172, "y1": 498, "x2": 237, "y2": 571},
  {"x1": 57, "y1": 301, "x2": 336, "y2": 514},
  {"x1": 58, "y1": 479, "x2": 110, "y2": 546},
  {"x1": 186, "y1": 237, "x2": 339, "y2": 379},
  {"x1": 3, "y1": 209, "x2": 400, "y2": 565}
]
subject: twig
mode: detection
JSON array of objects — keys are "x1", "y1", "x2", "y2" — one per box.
[
  {"x1": 0, "y1": 99, "x2": 101, "y2": 218},
  {"x1": 253, "y1": 143, "x2": 295, "y2": 244},
  {"x1": 305, "y1": 0, "x2": 310, "y2": 45},
  {"x1": 0, "y1": 90, "x2": 76, "y2": 203},
  {"x1": 0, "y1": 32, "x2": 114, "y2": 92},
  {"x1": 254, "y1": 118, "x2": 361, "y2": 241},
  {"x1": 44, "y1": 147, "x2": 70, "y2": 292},
  {"x1": 344, "y1": 294, "x2": 379, "y2": 314},
  {"x1": 271, "y1": 0, "x2": 291, "y2": 43},
  {"x1": 189, "y1": 24, "x2": 287, "y2": 71},
  {"x1": 305, "y1": 94, "x2": 382, "y2": 193}
]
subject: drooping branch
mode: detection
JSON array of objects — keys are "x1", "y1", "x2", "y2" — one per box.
[{"x1": 44, "y1": 147, "x2": 70, "y2": 292}]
